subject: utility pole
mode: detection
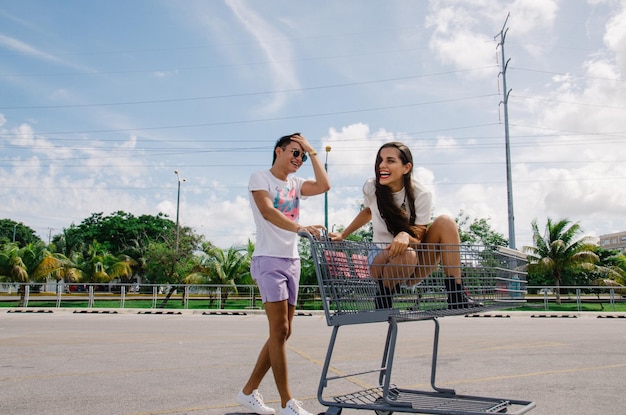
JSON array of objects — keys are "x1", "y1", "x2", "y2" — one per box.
[
  {"x1": 324, "y1": 146, "x2": 331, "y2": 230},
  {"x1": 174, "y1": 170, "x2": 186, "y2": 252},
  {"x1": 496, "y1": 13, "x2": 516, "y2": 250}
]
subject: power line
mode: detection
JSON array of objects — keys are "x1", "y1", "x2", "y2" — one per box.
[
  {"x1": 0, "y1": 67, "x2": 497, "y2": 110},
  {"x1": 1, "y1": 175, "x2": 623, "y2": 191},
  {"x1": 0, "y1": 94, "x2": 499, "y2": 137}
]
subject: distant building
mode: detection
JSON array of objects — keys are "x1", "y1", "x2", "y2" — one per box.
[{"x1": 598, "y1": 231, "x2": 626, "y2": 250}]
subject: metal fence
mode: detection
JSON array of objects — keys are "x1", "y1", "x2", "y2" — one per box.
[{"x1": 0, "y1": 282, "x2": 624, "y2": 311}]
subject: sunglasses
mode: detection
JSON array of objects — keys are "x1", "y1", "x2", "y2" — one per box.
[{"x1": 288, "y1": 148, "x2": 308, "y2": 162}]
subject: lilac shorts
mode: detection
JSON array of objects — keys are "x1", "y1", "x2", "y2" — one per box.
[{"x1": 251, "y1": 256, "x2": 301, "y2": 305}]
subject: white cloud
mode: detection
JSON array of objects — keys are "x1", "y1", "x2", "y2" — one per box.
[
  {"x1": 225, "y1": 0, "x2": 299, "y2": 114},
  {"x1": 425, "y1": 0, "x2": 560, "y2": 70},
  {"x1": 0, "y1": 33, "x2": 93, "y2": 73},
  {"x1": 509, "y1": 0, "x2": 559, "y2": 34},
  {"x1": 603, "y1": 1, "x2": 626, "y2": 69},
  {"x1": 425, "y1": 5, "x2": 495, "y2": 71}
]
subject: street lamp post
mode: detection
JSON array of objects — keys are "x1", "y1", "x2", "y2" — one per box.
[
  {"x1": 324, "y1": 146, "x2": 331, "y2": 230},
  {"x1": 174, "y1": 170, "x2": 186, "y2": 251},
  {"x1": 12, "y1": 223, "x2": 18, "y2": 243}
]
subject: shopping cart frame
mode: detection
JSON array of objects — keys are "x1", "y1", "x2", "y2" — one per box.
[{"x1": 301, "y1": 232, "x2": 535, "y2": 415}]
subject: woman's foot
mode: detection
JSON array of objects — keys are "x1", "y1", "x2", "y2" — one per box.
[{"x1": 445, "y1": 279, "x2": 482, "y2": 309}]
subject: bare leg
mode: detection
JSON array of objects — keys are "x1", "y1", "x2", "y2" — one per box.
[
  {"x1": 421, "y1": 215, "x2": 461, "y2": 282},
  {"x1": 370, "y1": 215, "x2": 465, "y2": 309},
  {"x1": 241, "y1": 340, "x2": 271, "y2": 396},
  {"x1": 242, "y1": 300, "x2": 296, "y2": 407},
  {"x1": 370, "y1": 248, "x2": 418, "y2": 288},
  {"x1": 422, "y1": 215, "x2": 479, "y2": 308}
]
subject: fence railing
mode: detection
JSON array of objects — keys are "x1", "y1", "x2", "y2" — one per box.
[
  {"x1": 0, "y1": 283, "x2": 624, "y2": 311},
  {"x1": 0, "y1": 283, "x2": 323, "y2": 310}
]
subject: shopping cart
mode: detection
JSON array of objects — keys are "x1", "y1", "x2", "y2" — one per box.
[{"x1": 301, "y1": 232, "x2": 535, "y2": 415}]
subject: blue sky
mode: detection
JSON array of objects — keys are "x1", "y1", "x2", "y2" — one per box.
[{"x1": 1, "y1": 0, "x2": 625, "y2": 249}]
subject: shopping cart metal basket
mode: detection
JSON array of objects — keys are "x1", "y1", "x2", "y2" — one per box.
[{"x1": 301, "y1": 232, "x2": 535, "y2": 415}]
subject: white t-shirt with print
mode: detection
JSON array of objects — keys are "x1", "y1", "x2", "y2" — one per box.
[
  {"x1": 249, "y1": 170, "x2": 307, "y2": 258},
  {"x1": 362, "y1": 178, "x2": 432, "y2": 243}
]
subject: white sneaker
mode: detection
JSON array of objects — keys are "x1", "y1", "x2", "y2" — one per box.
[
  {"x1": 278, "y1": 398, "x2": 313, "y2": 415},
  {"x1": 236, "y1": 389, "x2": 275, "y2": 415}
]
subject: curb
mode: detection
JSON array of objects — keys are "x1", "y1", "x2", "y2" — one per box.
[{"x1": 3, "y1": 308, "x2": 626, "y2": 319}]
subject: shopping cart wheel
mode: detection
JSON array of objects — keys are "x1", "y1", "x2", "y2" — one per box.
[
  {"x1": 319, "y1": 407, "x2": 341, "y2": 415},
  {"x1": 374, "y1": 397, "x2": 393, "y2": 415}
]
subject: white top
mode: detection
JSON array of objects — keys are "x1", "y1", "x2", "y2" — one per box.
[
  {"x1": 249, "y1": 170, "x2": 307, "y2": 258},
  {"x1": 362, "y1": 178, "x2": 432, "y2": 243}
]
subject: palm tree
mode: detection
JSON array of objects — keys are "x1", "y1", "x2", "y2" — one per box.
[
  {"x1": 65, "y1": 241, "x2": 136, "y2": 287},
  {"x1": 185, "y1": 244, "x2": 248, "y2": 309},
  {"x1": 69, "y1": 241, "x2": 113, "y2": 284},
  {"x1": 106, "y1": 254, "x2": 138, "y2": 284},
  {"x1": 596, "y1": 250, "x2": 626, "y2": 285},
  {"x1": 524, "y1": 218, "x2": 598, "y2": 304},
  {"x1": 0, "y1": 241, "x2": 71, "y2": 306},
  {"x1": 0, "y1": 243, "x2": 30, "y2": 306}
]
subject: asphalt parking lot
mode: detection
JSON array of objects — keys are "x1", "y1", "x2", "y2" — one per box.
[{"x1": 1, "y1": 309, "x2": 624, "y2": 415}]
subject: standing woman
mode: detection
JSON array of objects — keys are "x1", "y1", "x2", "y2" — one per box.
[
  {"x1": 236, "y1": 133, "x2": 329, "y2": 415},
  {"x1": 329, "y1": 141, "x2": 476, "y2": 309}
]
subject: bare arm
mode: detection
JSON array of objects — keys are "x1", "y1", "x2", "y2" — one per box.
[
  {"x1": 252, "y1": 190, "x2": 324, "y2": 235},
  {"x1": 328, "y1": 207, "x2": 372, "y2": 241},
  {"x1": 290, "y1": 134, "x2": 330, "y2": 197}
]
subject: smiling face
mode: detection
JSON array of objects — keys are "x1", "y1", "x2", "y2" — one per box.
[
  {"x1": 376, "y1": 145, "x2": 412, "y2": 192},
  {"x1": 273, "y1": 140, "x2": 306, "y2": 176}
]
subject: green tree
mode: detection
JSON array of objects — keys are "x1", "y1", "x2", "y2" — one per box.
[
  {"x1": 523, "y1": 218, "x2": 598, "y2": 303},
  {"x1": 59, "y1": 240, "x2": 137, "y2": 288},
  {"x1": 297, "y1": 236, "x2": 317, "y2": 286},
  {"x1": 143, "y1": 226, "x2": 203, "y2": 307},
  {"x1": 69, "y1": 241, "x2": 116, "y2": 284},
  {"x1": 184, "y1": 243, "x2": 248, "y2": 309},
  {"x1": 596, "y1": 248, "x2": 626, "y2": 283},
  {"x1": 587, "y1": 247, "x2": 626, "y2": 290},
  {"x1": 0, "y1": 241, "x2": 71, "y2": 306},
  {"x1": 52, "y1": 212, "x2": 200, "y2": 289},
  {"x1": 238, "y1": 239, "x2": 255, "y2": 285},
  {"x1": 0, "y1": 243, "x2": 29, "y2": 305},
  {"x1": 455, "y1": 211, "x2": 508, "y2": 246},
  {"x1": 22, "y1": 242, "x2": 73, "y2": 284},
  {"x1": 0, "y1": 219, "x2": 41, "y2": 247},
  {"x1": 54, "y1": 211, "x2": 175, "y2": 258},
  {"x1": 330, "y1": 202, "x2": 374, "y2": 243},
  {"x1": 106, "y1": 254, "x2": 139, "y2": 283}
]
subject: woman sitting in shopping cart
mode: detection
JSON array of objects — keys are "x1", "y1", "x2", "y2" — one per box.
[{"x1": 329, "y1": 141, "x2": 477, "y2": 310}]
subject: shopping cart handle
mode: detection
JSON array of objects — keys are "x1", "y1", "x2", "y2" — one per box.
[{"x1": 298, "y1": 229, "x2": 329, "y2": 241}]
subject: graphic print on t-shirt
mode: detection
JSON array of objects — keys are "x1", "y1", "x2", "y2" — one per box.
[{"x1": 274, "y1": 186, "x2": 300, "y2": 220}]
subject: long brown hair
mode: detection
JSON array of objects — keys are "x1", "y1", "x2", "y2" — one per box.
[{"x1": 374, "y1": 142, "x2": 419, "y2": 237}]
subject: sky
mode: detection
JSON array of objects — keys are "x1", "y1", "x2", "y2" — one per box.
[{"x1": 1, "y1": 0, "x2": 625, "y2": 250}]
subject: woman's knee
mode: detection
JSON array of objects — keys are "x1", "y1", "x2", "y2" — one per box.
[
  {"x1": 425, "y1": 215, "x2": 460, "y2": 243},
  {"x1": 432, "y1": 214, "x2": 456, "y2": 229}
]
